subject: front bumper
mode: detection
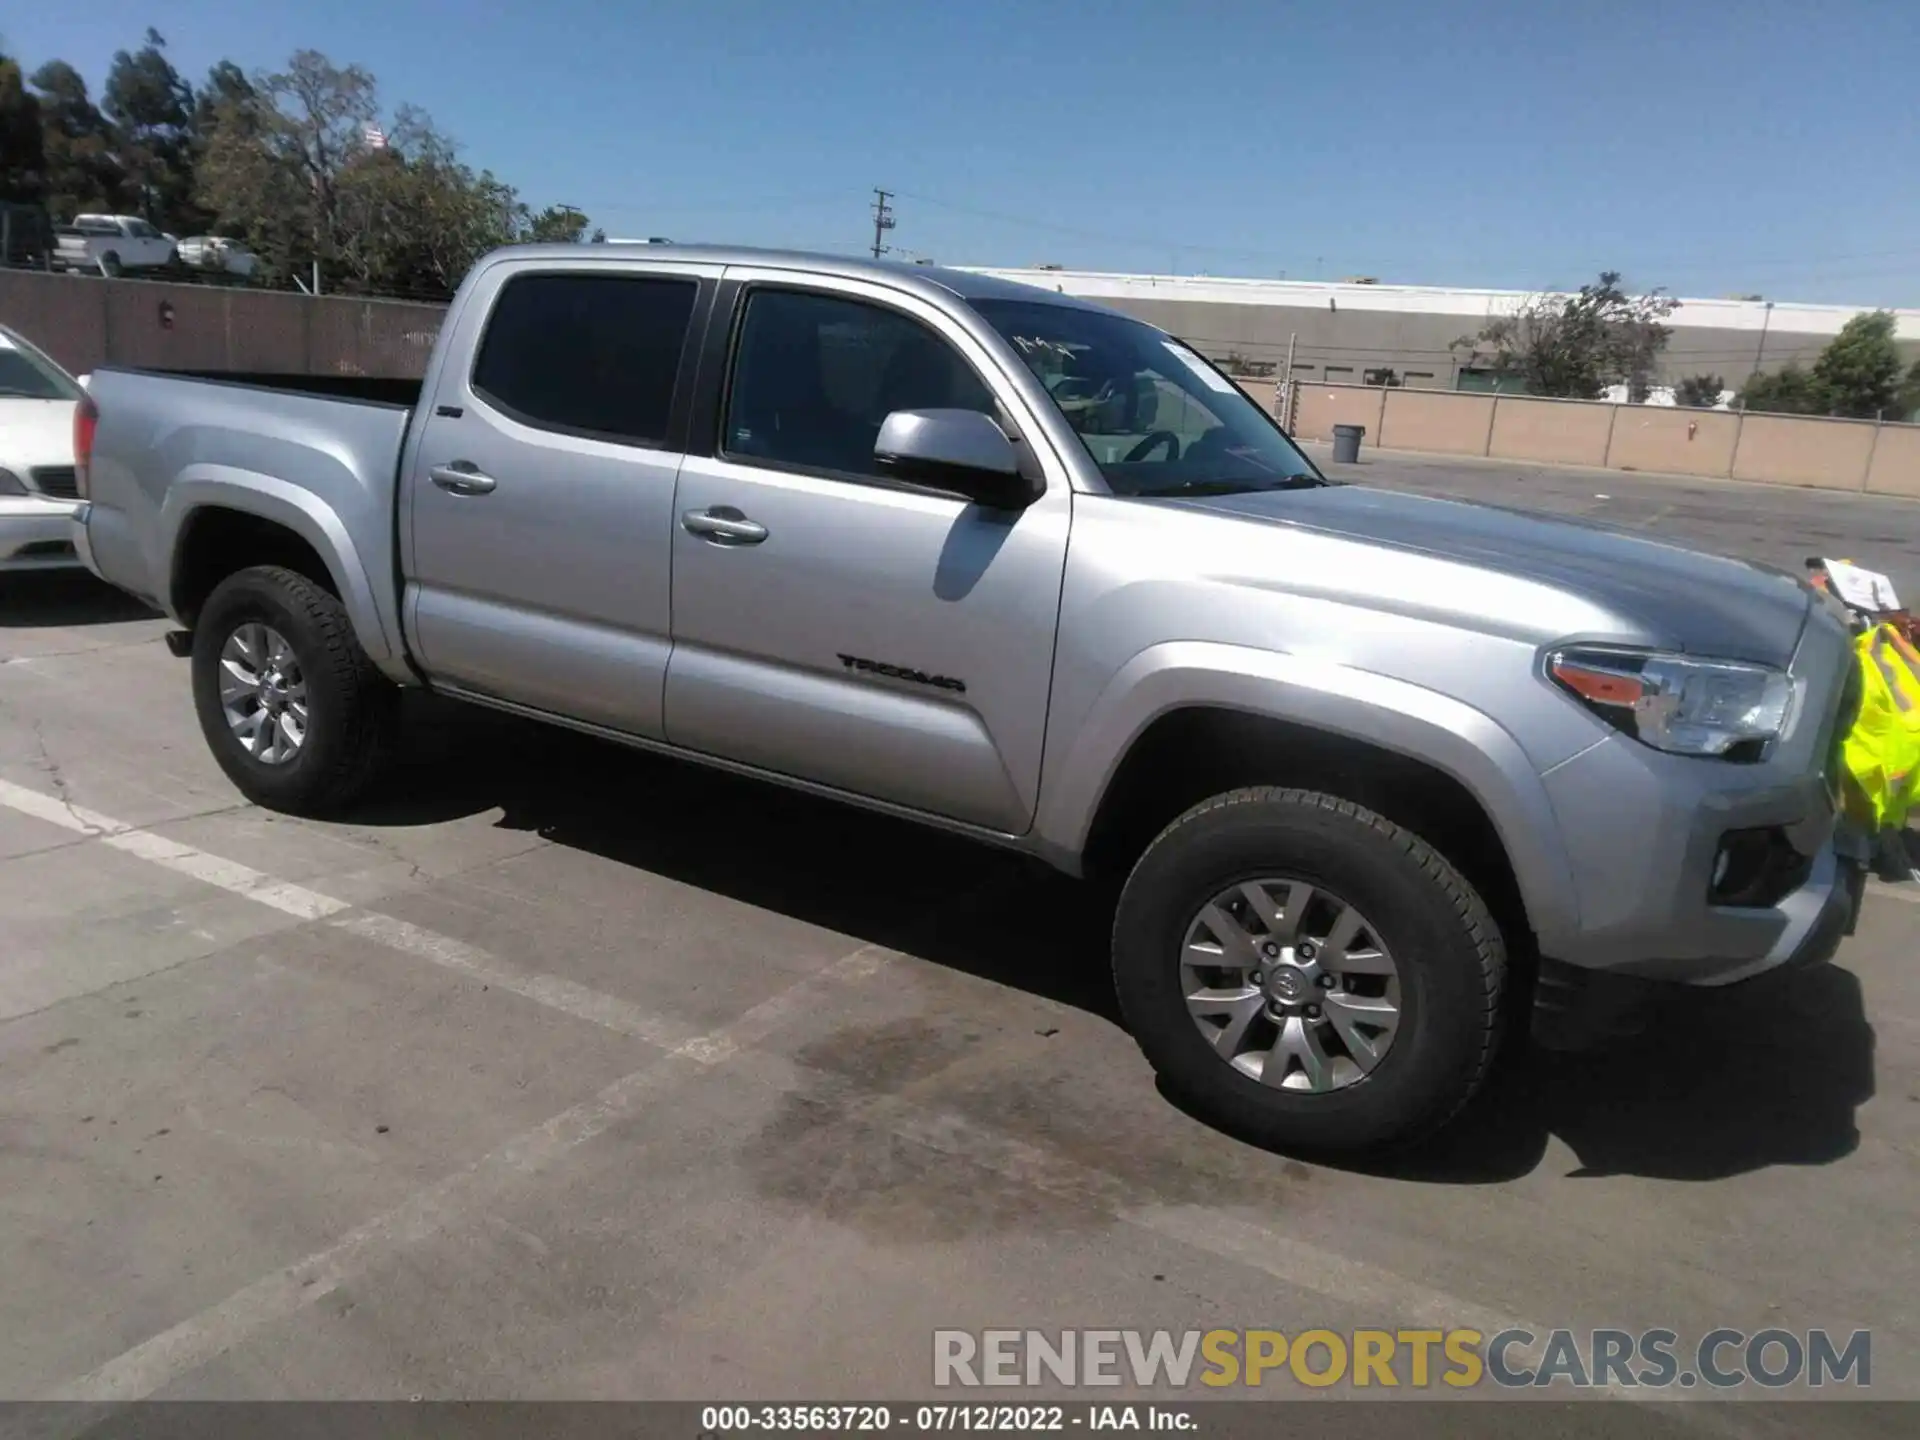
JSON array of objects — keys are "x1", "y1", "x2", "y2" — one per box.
[
  {"x1": 1529, "y1": 844, "x2": 1864, "y2": 1050},
  {"x1": 1536, "y1": 604, "x2": 1866, "y2": 986},
  {"x1": 0, "y1": 495, "x2": 85, "y2": 572}
]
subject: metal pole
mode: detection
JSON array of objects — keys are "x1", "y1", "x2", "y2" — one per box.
[
  {"x1": 1863, "y1": 412, "x2": 1885, "y2": 493},
  {"x1": 1752, "y1": 300, "x2": 1773, "y2": 377},
  {"x1": 1281, "y1": 332, "x2": 1298, "y2": 426}
]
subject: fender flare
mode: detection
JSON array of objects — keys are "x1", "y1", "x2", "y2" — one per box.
[
  {"x1": 1034, "y1": 640, "x2": 1584, "y2": 950},
  {"x1": 159, "y1": 469, "x2": 397, "y2": 666}
]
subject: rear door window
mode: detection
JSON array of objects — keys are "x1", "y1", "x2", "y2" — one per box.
[{"x1": 472, "y1": 273, "x2": 699, "y2": 446}]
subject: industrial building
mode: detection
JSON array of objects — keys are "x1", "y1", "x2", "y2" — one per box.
[{"x1": 960, "y1": 267, "x2": 1920, "y2": 394}]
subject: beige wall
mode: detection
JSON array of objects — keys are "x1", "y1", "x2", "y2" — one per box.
[
  {"x1": 1232, "y1": 378, "x2": 1277, "y2": 416},
  {"x1": 1732, "y1": 414, "x2": 1875, "y2": 491},
  {"x1": 1488, "y1": 395, "x2": 1615, "y2": 466},
  {"x1": 0, "y1": 268, "x2": 444, "y2": 378},
  {"x1": 1379, "y1": 389, "x2": 1494, "y2": 455},
  {"x1": 1283, "y1": 380, "x2": 1920, "y2": 500},
  {"x1": 1866, "y1": 423, "x2": 1920, "y2": 500},
  {"x1": 1293, "y1": 384, "x2": 1385, "y2": 442},
  {"x1": 1606, "y1": 407, "x2": 1741, "y2": 479}
]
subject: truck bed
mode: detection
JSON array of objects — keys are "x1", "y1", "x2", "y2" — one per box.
[{"x1": 78, "y1": 366, "x2": 417, "y2": 669}]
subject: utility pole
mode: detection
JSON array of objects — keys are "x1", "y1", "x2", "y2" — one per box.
[
  {"x1": 1279, "y1": 331, "x2": 1298, "y2": 427},
  {"x1": 1752, "y1": 299, "x2": 1774, "y2": 378},
  {"x1": 871, "y1": 188, "x2": 895, "y2": 260}
]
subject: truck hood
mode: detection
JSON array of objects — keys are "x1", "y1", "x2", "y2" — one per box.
[{"x1": 1174, "y1": 483, "x2": 1812, "y2": 666}]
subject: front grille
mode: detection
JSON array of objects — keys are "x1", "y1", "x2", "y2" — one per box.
[
  {"x1": 14, "y1": 541, "x2": 75, "y2": 560},
  {"x1": 31, "y1": 466, "x2": 78, "y2": 500}
]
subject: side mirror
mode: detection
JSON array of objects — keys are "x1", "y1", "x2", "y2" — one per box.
[{"x1": 873, "y1": 408, "x2": 1042, "y2": 511}]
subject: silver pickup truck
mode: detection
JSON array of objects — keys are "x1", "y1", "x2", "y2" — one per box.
[{"x1": 70, "y1": 245, "x2": 1867, "y2": 1153}]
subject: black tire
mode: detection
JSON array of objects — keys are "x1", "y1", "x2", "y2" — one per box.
[
  {"x1": 191, "y1": 565, "x2": 398, "y2": 816},
  {"x1": 1112, "y1": 787, "x2": 1505, "y2": 1154}
]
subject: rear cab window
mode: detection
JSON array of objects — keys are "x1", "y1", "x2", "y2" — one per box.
[{"x1": 470, "y1": 272, "x2": 701, "y2": 447}]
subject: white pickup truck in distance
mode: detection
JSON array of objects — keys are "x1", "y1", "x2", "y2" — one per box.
[
  {"x1": 53, "y1": 214, "x2": 178, "y2": 275},
  {"x1": 69, "y1": 245, "x2": 1870, "y2": 1154}
]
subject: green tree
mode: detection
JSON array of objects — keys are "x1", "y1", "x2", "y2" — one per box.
[
  {"x1": 524, "y1": 203, "x2": 590, "y2": 244},
  {"x1": 1672, "y1": 373, "x2": 1725, "y2": 408},
  {"x1": 195, "y1": 49, "x2": 380, "y2": 286},
  {"x1": 1894, "y1": 359, "x2": 1920, "y2": 425},
  {"x1": 1809, "y1": 310, "x2": 1903, "y2": 419},
  {"x1": 30, "y1": 59, "x2": 125, "y2": 218},
  {"x1": 193, "y1": 59, "x2": 256, "y2": 136},
  {"x1": 102, "y1": 28, "x2": 204, "y2": 233},
  {"x1": 332, "y1": 107, "x2": 527, "y2": 297},
  {"x1": 1453, "y1": 271, "x2": 1677, "y2": 399},
  {"x1": 1, "y1": 47, "x2": 47, "y2": 203},
  {"x1": 1736, "y1": 363, "x2": 1825, "y2": 416},
  {"x1": 189, "y1": 61, "x2": 263, "y2": 240},
  {"x1": 196, "y1": 49, "x2": 593, "y2": 297}
]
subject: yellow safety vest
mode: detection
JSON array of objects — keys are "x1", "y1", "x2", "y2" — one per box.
[{"x1": 1840, "y1": 623, "x2": 1920, "y2": 831}]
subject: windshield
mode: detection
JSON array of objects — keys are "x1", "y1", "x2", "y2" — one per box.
[
  {"x1": 0, "y1": 327, "x2": 83, "y2": 401},
  {"x1": 970, "y1": 298, "x2": 1325, "y2": 497}
]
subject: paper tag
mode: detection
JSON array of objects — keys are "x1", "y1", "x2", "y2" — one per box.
[
  {"x1": 1823, "y1": 558, "x2": 1901, "y2": 613},
  {"x1": 1163, "y1": 340, "x2": 1239, "y2": 395}
]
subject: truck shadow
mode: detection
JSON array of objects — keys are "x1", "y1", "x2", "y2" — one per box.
[
  {"x1": 360, "y1": 694, "x2": 1874, "y2": 1183},
  {"x1": 1262, "y1": 957, "x2": 1876, "y2": 1183}
]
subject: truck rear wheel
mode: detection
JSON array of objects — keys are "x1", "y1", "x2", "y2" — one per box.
[
  {"x1": 1112, "y1": 787, "x2": 1505, "y2": 1154},
  {"x1": 190, "y1": 565, "x2": 398, "y2": 816}
]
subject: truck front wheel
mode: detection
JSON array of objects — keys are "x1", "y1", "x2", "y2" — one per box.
[
  {"x1": 1112, "y1": 787, "x2": 1506, "y2": 1154},
  {"x1": 190, "y1": 565, "x2": 398, "y2": 816}
]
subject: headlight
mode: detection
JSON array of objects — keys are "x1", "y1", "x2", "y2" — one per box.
[
  {"x1": 1547, "y1": 646, "x2": 1797, "y2": 759},
  {"x1": 0, "y1": 468, "x2": 27, "y2": 496}
]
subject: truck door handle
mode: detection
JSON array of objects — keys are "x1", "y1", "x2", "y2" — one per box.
[
  {"x1": 429, "y1": 463, "x2": 497, "y2": 496},
  {"x1": 682, "y1": 506, "x2": 768, "y2": 545}
]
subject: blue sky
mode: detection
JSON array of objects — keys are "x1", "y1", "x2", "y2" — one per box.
[{"x1": 8, "y1": 0, "x2": 1920, "y2": 305}]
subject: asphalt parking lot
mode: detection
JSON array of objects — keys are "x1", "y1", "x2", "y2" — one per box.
[{"x1": 2, "y1": 452, "x2": 1917, "y2": 1432}]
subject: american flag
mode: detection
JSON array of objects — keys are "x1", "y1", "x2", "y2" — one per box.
[{"x1": 364, "y1": 126, "x2": 388, "y2": 150}]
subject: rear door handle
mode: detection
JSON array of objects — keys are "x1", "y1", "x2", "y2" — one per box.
[
  {"x1": 681, "y1": 506, "x2": 768, "y2": 545},
  {"x1": 429, "y1": 463, "x2": 497, "y2": 496}
]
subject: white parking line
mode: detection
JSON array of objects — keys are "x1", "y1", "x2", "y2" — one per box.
[
  {"x1": 0, "y1": 776, "x2": 701, "y2": 1043},
  {"x1": 0, "y1": 777, "x2": 347, "y2": 920},
  {"x1": 335, "y1": 911, "x2": 697, "y2": 1050}
]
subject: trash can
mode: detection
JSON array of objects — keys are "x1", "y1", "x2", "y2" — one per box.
[{"x1": 1331, "y1": 424, "x2": 1366, "y2": 464}]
